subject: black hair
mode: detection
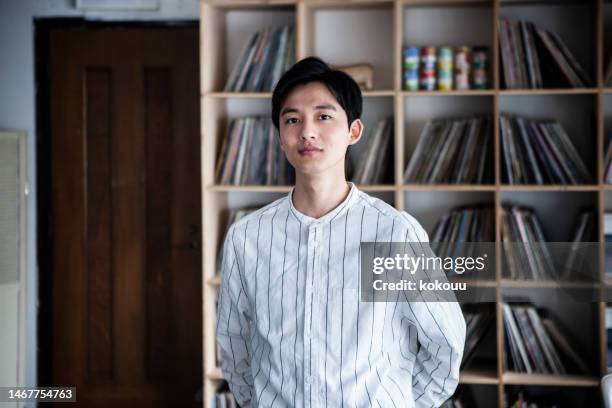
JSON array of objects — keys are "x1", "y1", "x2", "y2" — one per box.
[{"x1": 271, "y1": 57, "x2": 362, "y2": 131}]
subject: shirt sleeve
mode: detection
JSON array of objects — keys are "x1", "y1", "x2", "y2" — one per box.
[
  {"x1": 400, "y1": 212, "x2": 467, "y2": 407},
  {"x1": 216, "y1": 225, "x2": 255, "y2": 407}
]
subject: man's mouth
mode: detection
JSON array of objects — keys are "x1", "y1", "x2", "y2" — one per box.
[{"x1": 298, "y1": 146, "x2": 323, "y2": 156}]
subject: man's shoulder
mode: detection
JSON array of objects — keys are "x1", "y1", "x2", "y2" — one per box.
[{"x1": 356, "y1": 189, "x2": 429, "y2": 242}]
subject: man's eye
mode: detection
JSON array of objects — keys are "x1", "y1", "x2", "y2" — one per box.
[
  {"x1": 285, "y1": 118, "x2": 298, "y2": 124},
  {"x1": 319, "y1": 114, "x2": 332, "y2": 120}
]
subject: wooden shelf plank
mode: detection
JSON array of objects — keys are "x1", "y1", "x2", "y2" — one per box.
[
  {"x1": 205, "y1": 91, "x2": 272, "y2": 98},
  {"x1": 356, "y1": 184, "x2": 398, "y2": 191},
  {"x1": 500, "y1": 279, "x2": 600, "y2": 289},
  {"x1": 450, "y1": 279, "x2": 498, "y2": 287},
  {"x1": 403, "y1": 0, "x2": 491, "y2": 5},
  {"x1": 209, "y1": 185, "x2": 292, "y2": 192},
  {"x1": 363, "y1": 90, "x2": 396, "y2": 97},
  {"x1": 201, "y1": 0, "x2": 297, "y2": 9},
  {"x1": 402, "y1": 90, "x2": 495, "y2": 96},
  {"x1": 499, "y1": 0, "x2": 591, "y2": 5},
  {"x1": 208, "y1": 184, "x2": 397, "y2": 192},
  {"x1": 502, "y1": 372, "x2": 600, "y2": 387},
  {"x1": 204, "y1": 90, "x2": 396, "y2": 98},
  {"x1": 460, "y1": 368, "x2": 499, "y2": 384},
  {"x1": 205, "y1": 89, "x2": 601, "y2": 98},
  {"x1": 401, "y1": 184, "x2": 496, "y2": 191},
  {"x1": 499, "y1": 184, "x2": 600, "y2": 191},
  {"x1": 499, "y1": 88, "x2": 599, "y2": 95}
]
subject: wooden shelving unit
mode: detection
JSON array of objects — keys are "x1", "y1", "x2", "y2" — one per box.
[{"x1": 200, "y1": 0, "x2": 610, "y2": 406}]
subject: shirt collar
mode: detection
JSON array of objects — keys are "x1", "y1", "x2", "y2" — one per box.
[{"x1": 288, "y1": 182, "x2": 359, "y2": 225}]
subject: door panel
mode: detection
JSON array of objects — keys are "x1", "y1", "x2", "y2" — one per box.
[{"x1": 49, "y1": 26, "x2": 201, "y2": 407}]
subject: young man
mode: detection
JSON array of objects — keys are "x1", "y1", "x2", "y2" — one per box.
[{"x1": 216, "y1": 57, "x2": 466, "y2": 408}]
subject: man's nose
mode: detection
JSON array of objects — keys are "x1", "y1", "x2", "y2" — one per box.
[{"x1": 300, "y1": 119, "x2": 317, "y2": 140}]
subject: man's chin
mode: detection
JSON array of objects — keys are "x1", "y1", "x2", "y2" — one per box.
[{"x1": 293, "y1": 165, "x2": 327, "y2": 177}]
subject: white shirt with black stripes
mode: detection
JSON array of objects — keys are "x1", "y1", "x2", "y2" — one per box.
[{"x1": 216, "y1": 182, "x2": 466, "y2": 408}]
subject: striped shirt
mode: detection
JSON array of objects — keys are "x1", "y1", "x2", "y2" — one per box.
[{"x1": 216, "y1": 182, "x2": 466, "y2": 408}]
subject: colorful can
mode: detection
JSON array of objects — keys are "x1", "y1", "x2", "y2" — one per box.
[
  {"x1": 404, "y1": 71, "x2": 419, "y2": 92},
  {"x1": 455, "y1": 46, "x2": 471, "y2": 90},
  {"x1": 420, "y1": 46, "x2": 437, "y2": 68},
  {"x1": 420, "y1": 47, "x2": 437, "y2": 90},
  {"x1": 438, "y1": 47, "x2": 453, "y2": 91},
  {"x1": 420, "y1": 70, "x2": 437, "y2": 91},
  {"x1": 471, "y1": 46, "x2": 488, "y2": 89},
  {"x1": 403, "y1": 46, "x2": 420, "y2": 70},
  {"x1": 403, "y1": 46, "x2": 420, "y2": 91}
]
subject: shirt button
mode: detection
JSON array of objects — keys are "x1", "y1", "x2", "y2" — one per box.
[{"x1": 305, "y1": 376, "x2": 311, "y2": 385}]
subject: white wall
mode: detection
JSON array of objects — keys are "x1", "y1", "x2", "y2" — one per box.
[{"x1": 0, "y1": 0, "x2": 199, "y2": 402}]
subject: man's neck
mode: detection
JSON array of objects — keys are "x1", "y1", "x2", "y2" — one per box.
[{"x1": 291, "y1": 175, "x2": 351, "y2": 220}]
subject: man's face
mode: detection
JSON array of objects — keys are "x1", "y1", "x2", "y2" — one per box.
[{"x1": 278, "y1": 82, "x2": 362, "y2": 177}]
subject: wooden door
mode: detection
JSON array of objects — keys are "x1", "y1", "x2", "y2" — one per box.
[{"x1": 49, "y1": 26, "x2": 201, "y2": 407}]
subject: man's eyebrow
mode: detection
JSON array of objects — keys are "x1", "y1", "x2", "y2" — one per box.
[
  {"x1": 313, "y1": 104, "x2": 337, "y2": 111},
  {"x1": 280, "y1": 107, "x2": 298, "y2": 116},
  {"x1": 281, "y1": 104, "x2": 337, "y2": 116}
]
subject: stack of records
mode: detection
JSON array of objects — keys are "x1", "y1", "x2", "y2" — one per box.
[
  {"x1": 500, "y1": 114, "x2": 591, "y2": 184},
  {"x1": 564, "y1": 210, "x2": 596, "y2": 281},
  {"x1": 431, "y1": 205, "x2": 495, "y2": 244},
  {"x1": 501, "y1": 205, "x2": 555, "y2": 280},
  {"x1": 404, "y1": 116, "x2": 493, "y2": 184},
  {"x1": 499, "y1": 19, "x2": 591, "y2": 88},
  {"x1": 503, "y1": 303, "x2": 589, "y2": 375},
  {"x1": 430, "y1": 205, "x2": 495, "y2": 275},
  {"x1": 224, "y1": 25, "x2": 295, "y2": 92},
  {"x1": 350, "y1": 118, "x2": 393, "y2": 184},
  {"x1": 605, "y1": 138, "x2": 612, "y2": 184},
  {"x1": 605, "y1": 56, "x2": 612, "y2": 86},
  {"x1": 215, "y1": 117, "x2": 295, "y2": 185},
  {"x1": 461, "y1": 306, "x2": 495, "y2": 370},
  {"x1": 216, "y1": 208, "x2": 259, "y2": 272}
]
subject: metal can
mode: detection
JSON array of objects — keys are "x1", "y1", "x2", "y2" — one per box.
[
  {"x1": 472, "y1": 46, "x2": 488, "y2": 89},
  {"x1": 420, "y1": 70, "x2": 437, "y2": 91},
  {"x1": 455, "y1": 46, "x2": 471, "y2": 90},
  {"x1": 403, "y1": 46, "x2": 420, "y2": 70},
  {"x1": 404, "y1": 70, "x2": 419, "y2": 92},
  {"x1": 403, "y1": 47, "x2": 420, "y2": 91},
  {"x1": 420, "y1": 47, "x2": 437, "y2": 90},
  {"x1": 438, "y1": 47, "x2": 453, "y2": 91}
]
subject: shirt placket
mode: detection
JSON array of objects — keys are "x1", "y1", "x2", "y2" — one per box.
[{"x1": 303, "y1": 222, "x2": 322, "y2": 408}]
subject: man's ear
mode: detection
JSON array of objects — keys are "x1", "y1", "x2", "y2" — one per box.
[{"x1": 348, "y1": 118, "x2": 364, "y2": 146}]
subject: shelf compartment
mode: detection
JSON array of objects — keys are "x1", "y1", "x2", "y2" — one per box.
[
  {"x1": 498, "y1": 1, "x2": 597, "y2": 90},
  {"x1": 201, "y1": 3, "x2": 296, "y2": 93},
  {"x1": 498, "y1": 94, "x2": 598, "y2": 185},
  {"x1": 302, "y1": 2, "x2": 395, "y2": 90}
]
